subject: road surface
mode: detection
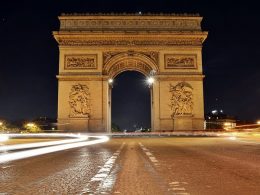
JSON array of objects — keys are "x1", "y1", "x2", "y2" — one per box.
[{"x1": 0, "y1": 136, "x2": 260, "y2": 195}]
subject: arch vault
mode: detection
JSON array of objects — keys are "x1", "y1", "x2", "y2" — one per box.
[{"x1": 53, "y1": 13, "x2": 208, "y2": 132}]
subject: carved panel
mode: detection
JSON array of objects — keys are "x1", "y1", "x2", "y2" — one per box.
[
  {"x1": 169, "y1": 82, "x2": 193, "y2": 117},
  {"x1": 165, "y1": 54, "x2": 197, "y2": 69},
  {"x1": 64, "y1": 54, "x2": 97, "y2": 70},
  {"x1": 69, "y1": 84, "x2": 91, "y2": 118}
]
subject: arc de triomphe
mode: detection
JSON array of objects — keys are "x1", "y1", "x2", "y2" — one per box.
[{"x1": 53, "y1": 13, "x2": 208, "y2": 132}]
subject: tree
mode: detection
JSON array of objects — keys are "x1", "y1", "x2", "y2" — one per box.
[{"x1": 111, "y1": 123, "x2": 121, "y2": 132}]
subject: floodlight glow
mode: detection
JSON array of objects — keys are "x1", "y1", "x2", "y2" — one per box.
[
  {"x1": 108, "y1": 79, "x2": 113, "y2": 84},
  {"x1": 211, "y1": 110, "x2": 217, "y2": 114},
  {"x1": 257, "y1": 120, "x2": 260, "y2": 125},
  {"x1": 228, "y1": 136, "x2": 237, "y2": 140},
  {"x1": 26, "y1": 123, "x2": 35, "y2": 127},
  {"x1": 224, "y1": 122, "x2": 231, "y2": 126},
  {"x1": 0, "y1": 122, "x2": 3, "y2": 126},
  {"x1": 0, "y1": 135, "x2": 109, "y2": 163},
  {"x1": 147, "y1": 77, "x2": 155, "y2": 85},
  {"x1": 0, "y1": 135, "x2": 9, "y2": 142}
]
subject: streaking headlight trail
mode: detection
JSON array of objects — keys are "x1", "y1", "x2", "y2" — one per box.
[
  {"x1": 0, "y1": 133, "x2": 88, "y2": 152},
  {"x1": 0, "y1": 134, "x2": 109, "y2": 164}
]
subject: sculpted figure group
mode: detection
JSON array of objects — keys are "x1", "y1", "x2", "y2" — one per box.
[{"x1": 170, "y1": 82, "x2": 193, "y2": 117}]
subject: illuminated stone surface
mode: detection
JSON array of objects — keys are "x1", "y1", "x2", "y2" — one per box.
[{"x1": 53, "y1": 13, "x2": 208, "y2": 132}]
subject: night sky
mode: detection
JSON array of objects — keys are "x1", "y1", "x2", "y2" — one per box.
[{"x1": 0, "y1": 1, "x2": 260, "y2": 127}]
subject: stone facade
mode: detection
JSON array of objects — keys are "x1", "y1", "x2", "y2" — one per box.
[{"x1": 53, "y1": 13, "x2": 208, "y2": 132}]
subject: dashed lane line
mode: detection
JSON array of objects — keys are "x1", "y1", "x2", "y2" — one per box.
[
  {"x1": 81, "y1": 142, "x2": 125, "y2": 194},
  {"x1": 139, "y1": 142, "x2": 160, "y2": 167},
  {"x1": 139, "y1": 142, "x2": 190, "y2": 195}
]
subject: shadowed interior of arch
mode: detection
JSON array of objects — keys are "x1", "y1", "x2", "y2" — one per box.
[{"x1": 111, "y1": 71, "x2": 151, "y2": 132}]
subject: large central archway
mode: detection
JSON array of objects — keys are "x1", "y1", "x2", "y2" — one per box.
[
  {"x1": 105, "y1": 54, "x2": 157, "y2": 132},
  {"x1": 111, "y1": 71, "x2": 151, "y2": 132}
]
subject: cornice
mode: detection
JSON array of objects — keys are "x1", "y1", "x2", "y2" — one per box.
[
  {"x1": 157, "y1": 74, "x2": 204, "y2": 81},
  {"x1": 53, "y1": 33, "x2": 207, "y2": 47}
]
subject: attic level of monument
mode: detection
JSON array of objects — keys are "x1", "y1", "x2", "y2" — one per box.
[{"x1": 57, "y1": 13, "x2": 203, "y2": 32}]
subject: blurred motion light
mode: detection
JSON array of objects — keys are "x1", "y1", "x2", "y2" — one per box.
[
  {"x1": 0, "y1": 134, "x2": 9, "y2": 142},
  {"x1": 257, "y1": 120, "x2": 260, "y2": 125}
]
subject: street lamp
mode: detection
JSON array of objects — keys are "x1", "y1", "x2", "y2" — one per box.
[
  {"x1": 26, "y1": 123, "x2": 35, "y2": 128},
  {"x1": 108, "y1": 78, "x2": 113, "y2": 84},
  {"x1": 147, "y1": 77, "x2": 155, "y2": 85}
]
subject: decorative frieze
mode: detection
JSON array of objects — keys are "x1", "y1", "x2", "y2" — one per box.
[
  {"x1": 69, "y1": 84, "x2": 91, "y2": 118},
  {"x1": 64, "y1": 54, "x2": 97, "y2": 69},
  {"x1": 165, "y1": 54, "x2": 197, "y2": 69},
  {"x1": 57, "y1": 38, "x2": 205, "y2": 47},
  {"x1": 60, "y1": 18, "x2": 201, "y2": 31},
  {"x1": 169, "y1": 82, "x2": 193, "y2": 117},
  {"x1": 103, "y1": 51, "x2": 158, "y2": 65},
  {"x1": 105, "y1": 59, "x2": 152, "y2": 77}
]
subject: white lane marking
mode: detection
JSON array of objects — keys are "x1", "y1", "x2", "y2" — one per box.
[
  {"x1": 138, "y1": 142, "x2": 160, "y2": 167},
  {"x1": 139, "y1": 143, "x2": 190, "y2": 194},
  {"x1": 238, "y1": 140, "x2": 260, "y2": 145},
  {"x1": 227, "y1": 137, "x2": 260, "y2": 145},
  {"x1": 169, "y1": 181, "x2": 179, "y2": 185},
  {"x1": 81, "y1": 143, "x2": 125, "y2": 194},
  {"x1": 172, "y1": 187, "x2": 186, "y2": 191},
  {"x1": 1, "y1": 165, "x2": 14, "y2": 169},
  {"x1": 169, "y1": 181, "x2": 190, "y2": 194}
]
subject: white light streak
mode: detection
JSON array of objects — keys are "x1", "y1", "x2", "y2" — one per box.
[
  {"x1": 0, "y1": 134, "x2": 88, "y2": 152},
  {"x1": 228, "y1": 136, "x2": 237, "y2": 140},
  {"x1": 0, "y1": 135, "x2": 9, "y2": 142},
  {"x1": 0, "y1": 134, "x2": 109, "y2": 164}
]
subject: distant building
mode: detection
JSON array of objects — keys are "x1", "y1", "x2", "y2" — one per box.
[
  {"x1": 33, "y1": 117, "x2": 57, "y2": 130},
  {"x1": 204, "y1": 110, "x2": 236, "y2": 130}
]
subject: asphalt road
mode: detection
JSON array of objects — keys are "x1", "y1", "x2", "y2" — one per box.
[{"x1": 0, "y1": 136, "x2": 260, "y2": 195}]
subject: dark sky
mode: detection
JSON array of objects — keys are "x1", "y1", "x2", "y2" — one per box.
[{"x1": 0, "y1": 0, "x2": 260, "y2": 126}]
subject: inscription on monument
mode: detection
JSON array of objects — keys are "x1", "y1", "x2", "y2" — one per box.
[
  {"x1": 165, "y1": 54, "x2": 197, "y2": 69},
  {"x1": 65, "y1": 54, "x2": 97, "y2": 69},
  {"x1": 169, "y1": 82, "x2": 193, "y2": 117},
  {"x1": 69, "y1": 84, "x2": 91, "y2": 118}
]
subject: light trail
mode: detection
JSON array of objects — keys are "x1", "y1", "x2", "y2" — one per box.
[
  {"x1": 0, "y1": 133, "x2": 88, "y2": 152},
  {"x1": 0, "y1": 134, "x2": 109, "y2": 164}
]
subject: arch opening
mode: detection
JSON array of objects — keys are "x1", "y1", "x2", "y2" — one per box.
[{"x1": 110, "y1": 71, "x2": 152, "y2": 132}]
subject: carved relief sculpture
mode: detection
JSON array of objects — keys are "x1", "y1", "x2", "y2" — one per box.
[
  {"x1": 69, "y1": 84, "x2": 91, "y2": 118},
  {"x1": 103, "y1": 51, "x2": 159, "y2": 65},
  {"x1": 65, "y1": 54, "x2": 97, "y2": 69},
  {"x1": 165, "y1": 54, "x2": 197, "y2": 69},
  {"x1": 169, "y1": 82, "x2": 193, "y2": 117}
]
